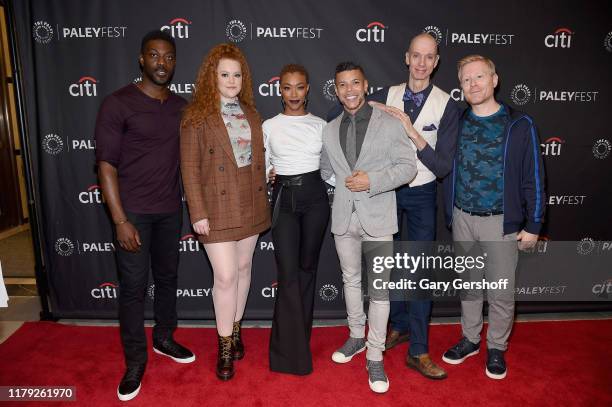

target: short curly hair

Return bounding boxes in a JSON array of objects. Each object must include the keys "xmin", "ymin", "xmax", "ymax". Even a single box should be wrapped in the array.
[
  {"xmin": 182, "ymin": 43, "xmax": 255, "ymax": 127},
  {"xmin": 279, "ymin": 64, "xmax": 309, "ymax": 83}
]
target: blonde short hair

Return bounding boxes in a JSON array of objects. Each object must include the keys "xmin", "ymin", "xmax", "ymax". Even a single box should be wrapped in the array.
[{"xmin": 457, "ymin": 55, "xmax": 496, "ymax": 80}]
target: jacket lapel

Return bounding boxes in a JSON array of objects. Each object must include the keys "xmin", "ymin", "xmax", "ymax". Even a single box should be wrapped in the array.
[
  {"xmin": 206, "ymin": 111, "xmax": 237, "ymax": 167},
  {"xmin": 330, "ymin": 113, "xmax": 352, "ymax": 174},
  {"xmin": 355, "ymin": 107, "xmax": 382, "ymax": 168}
]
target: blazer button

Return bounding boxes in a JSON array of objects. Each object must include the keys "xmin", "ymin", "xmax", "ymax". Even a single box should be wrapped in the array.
[
  {"xmin": 209, "ymin": 148, "xmax": 214, "ymax": 154},
  {"xmin": 219, "ymin": 166, "xmax": 224, "ymax": 172},
  {"xmin": 221, "ymin": 190, "xmax": 226, "ymax": 195},
  {"xmin": 258, "ymin": 186, "xmax": 263, "ymax": 191},
  {"xmin": 257, "ymin": 165, "xmax": 261, "ymax": 170}
]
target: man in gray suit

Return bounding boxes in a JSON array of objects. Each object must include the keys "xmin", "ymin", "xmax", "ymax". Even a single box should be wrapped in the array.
[{"xmin": 320, "ymin": 62, "xmax": 416, "ymax": 393}]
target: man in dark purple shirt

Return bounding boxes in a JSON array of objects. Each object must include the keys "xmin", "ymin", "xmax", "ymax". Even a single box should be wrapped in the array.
[{"xmin": 95, "ymin": 30, "xmax": 194, "ymax": 402}]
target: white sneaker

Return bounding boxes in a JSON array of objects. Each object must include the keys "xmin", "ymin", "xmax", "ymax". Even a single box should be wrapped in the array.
[
  {"xmin": 331, "ymin": 337, "xmax": 366, "ymax": 363},
  {"xmin": 366, "ymin": 359, "xmax": 389, "ymax": 394}
]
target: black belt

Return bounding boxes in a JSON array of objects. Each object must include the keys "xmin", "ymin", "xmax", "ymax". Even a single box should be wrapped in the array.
[
  {"xmin": 272, "ymin": 171, "xmax": 322, "ymax": 228},
  {"xmin": 455, "ymin": 205, "xmax": 503, "ymax": 217}
]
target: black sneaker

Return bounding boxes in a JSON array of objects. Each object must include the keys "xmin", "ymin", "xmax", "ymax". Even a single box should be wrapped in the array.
[
  {"xmin": 442, "ymin": 337, "xmax": 480, "ymax": 365},
  {"xmin": 153, "ymin": 337, "xmax": 196, "ymax": 363},
  {"xmin": 117, "ymin": 364, "xmax": 145, "ymax": 401},
  {"xmin": 485, "ymin": 348, "xmax": 507, "ymax": 379}
]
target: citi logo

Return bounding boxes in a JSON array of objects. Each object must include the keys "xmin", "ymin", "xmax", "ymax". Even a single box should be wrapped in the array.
[
  {"xmin": 258, "ymin": 76, "xmax": 281, "ymax": 97},
  {"xmin": 545, "ymin": 28, "xmax": 573, "ymax": 48},
  {"xmin": 91, "ymin": 282, "xmax": 118, "ymax": 299},
  {"xmin": 161, "ymin": 18, "xmax": 191, "ymax": 39},
  {"xmin": 450, "ymin": 88, "xmax": 464, "ymax": 102},
  {"xmin": 179, "ymin": 234, "xmax": 200, "ymax": 252},
  {"xmin": 69, "ymin": 76, "xmax": 97, "ymax": 97},
  {"xmin": 79, "ymin": 184, "xmax": 104, "ymax": 204},
  {"xmin": 541, "ymin": 137, "xmax": 564, "ymax": 156},
  {"xmin": 261, "ymin": 281, "xmax": 278, "ymax": 298},
  {"xmin": 356, "ymin": 22, "xmax": 386, "ymax": 43}
]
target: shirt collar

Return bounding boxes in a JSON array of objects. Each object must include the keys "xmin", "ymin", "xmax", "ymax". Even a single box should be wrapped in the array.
[{"xmin": 342, "ymin": 101, "xmax": 373, "ymax": 123}]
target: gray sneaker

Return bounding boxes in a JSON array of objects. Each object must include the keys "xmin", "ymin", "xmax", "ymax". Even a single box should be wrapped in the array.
[
  {"xmin": 331, "ymin": 337, "xmax": 366, "ymax": 363},
  {"xmin": 366, "ymin": 359, "xmax": 389, "ymax": 393}
]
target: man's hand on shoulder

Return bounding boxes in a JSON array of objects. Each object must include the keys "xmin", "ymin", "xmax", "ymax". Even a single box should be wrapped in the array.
[{"xmin": 368, "ymin": 101, "xmax": 427, "ymax": 150}]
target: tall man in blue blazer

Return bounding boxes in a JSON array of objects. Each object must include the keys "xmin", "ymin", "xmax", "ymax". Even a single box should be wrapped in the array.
[{"xmin": 320, "ymin": 62, "xmax": 416, "ymax": 393}]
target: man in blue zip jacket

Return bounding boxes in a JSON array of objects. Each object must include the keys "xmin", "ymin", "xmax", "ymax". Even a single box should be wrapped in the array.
[{"xmin": 440, "ymin": 55, "xmax": 545, "ymax": 380}]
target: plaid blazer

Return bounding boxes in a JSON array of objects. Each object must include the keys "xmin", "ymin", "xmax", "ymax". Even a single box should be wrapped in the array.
[{"xmin": 180, "ymin": 105, "xmax": 270, "ymax": 231}]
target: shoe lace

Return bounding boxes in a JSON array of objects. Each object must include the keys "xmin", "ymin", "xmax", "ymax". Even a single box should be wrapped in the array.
[
  {"xmin": 232, "ymin": 322, "xmax": 242, "ymax": 341},
  {"xmin": 367, "ymin": 361, "xmax": 387, "ymax": 381},
  {"xmin": 340, "ymin": 338, "xmax": 363, "ymax": 355},
  {"xmin": 456, "ymin": 338, "xmax": 472, "ymax": 353},
  {"xmin": 220, "ymin": 337, "xmax": 232, "ymax": 359}
]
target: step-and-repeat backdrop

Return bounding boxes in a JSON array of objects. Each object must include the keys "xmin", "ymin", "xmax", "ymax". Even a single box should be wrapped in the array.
[{"xmin": 12, "ymin": 0, "xmax": 612, "ymax": 318}]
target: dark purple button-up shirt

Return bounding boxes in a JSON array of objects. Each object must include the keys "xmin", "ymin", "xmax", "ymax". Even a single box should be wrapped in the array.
[{"xmin": 95, "ymin": 84, "xmax": 186, "ymax": 214}]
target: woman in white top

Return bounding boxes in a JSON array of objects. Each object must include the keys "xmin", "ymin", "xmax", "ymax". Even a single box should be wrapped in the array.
[{"xmin": 264, "ymin": 64, "xmax": 330, "ymax": 375}]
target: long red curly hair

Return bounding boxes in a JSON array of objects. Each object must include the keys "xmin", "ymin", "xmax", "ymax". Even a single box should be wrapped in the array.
[{"xmin": 182, "ymin": 43, "xmax": 256, "ymax": 127}]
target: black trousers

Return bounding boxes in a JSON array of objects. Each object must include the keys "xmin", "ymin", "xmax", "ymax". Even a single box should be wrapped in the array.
[
  {"xmin": 116, "ymin": 210, "xmax": 181, "ymax": 367},
  {"xmin": 269, "ymin": 171, "xmax": 330, "ymax": 375}
]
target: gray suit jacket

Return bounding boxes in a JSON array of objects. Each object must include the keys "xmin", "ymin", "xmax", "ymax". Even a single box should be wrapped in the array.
[{"xmin": 320, "ymin": 107, "xmax": 417, "ymax": 236}]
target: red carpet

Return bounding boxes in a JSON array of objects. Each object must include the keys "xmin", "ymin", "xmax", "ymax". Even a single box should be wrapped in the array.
[{"xmin": 0, "ymin": 320, "xmax": 611, "ymax": 406}]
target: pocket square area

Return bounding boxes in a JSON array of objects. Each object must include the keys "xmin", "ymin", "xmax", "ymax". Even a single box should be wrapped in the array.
[{"xmin": 422, "ymin": 124, "xmax": 437, "ymax": 131}]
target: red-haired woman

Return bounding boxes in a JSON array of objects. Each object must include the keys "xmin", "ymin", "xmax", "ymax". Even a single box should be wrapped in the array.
[
  {"xmin": 264, "ymin": 64, "xmax": 330, "ymax": 375},
  {"xmin": 180, "ymin": 43, "xmax": 270, "ymax": 381}
]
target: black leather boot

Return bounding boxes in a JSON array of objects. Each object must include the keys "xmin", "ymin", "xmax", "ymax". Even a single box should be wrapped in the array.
[
  {"xmin": 216, "ymin": 334, "xmax": 234, "ymax": 380},
  {"xmin": 232, "ymin": 321, "xmax": 244, "ymax": 360}
]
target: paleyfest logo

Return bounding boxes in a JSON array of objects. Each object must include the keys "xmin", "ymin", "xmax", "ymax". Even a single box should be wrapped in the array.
[
  {"xmin": 161, "ymin": 18, "xmax": 191, "ymax": 39},
  {"xmin": 605, "ymin": 31, "xmax": 612, "ymax": 52},
  {"xmin": 226, "ymin": 19, "xmax": 247, "ymax": 43},
  {"xmin": 42, "ymin": 133, "xmax": 64, "ymax": 155},
  {"xmin": 593, "ymin": 139, "xmax": 611, "ymax": 159},
  {"xmin": 322, "ymin": 79, "xmax": 336, "ymax": 102},
  {"xmin": 55, "ymin": 237, "xmax": 75, "ymax": 256},
  {"xmin": 319, "ymin": 284, "xmax": 339, "ymax": 301},
  {"xmin": 33, "ymin": 21, "xmax": 53, "ymax": 44},
  {"xmin": 422, "ymin": 25, "xmax": 443, "ymax": 44},
  {"xmin": 510, "ymin": 84, "xmax": 532, "ymax": 106}
]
